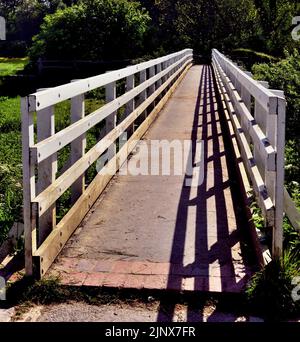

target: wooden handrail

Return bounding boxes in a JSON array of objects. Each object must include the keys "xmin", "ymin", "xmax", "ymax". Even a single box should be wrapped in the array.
[
  {"xmin": 29, "ymin": 49, "xmax": 193, "ymax": 111},
  {"xmin": 212, "ymin": 49, "xmax": 286, "ymax": 257},
  {"xmin": 22, "ymin": 49, "xmax": 193, "ymax": 276}
]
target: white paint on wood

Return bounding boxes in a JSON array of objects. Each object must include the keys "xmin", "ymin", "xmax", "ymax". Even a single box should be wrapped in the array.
[
  {"xmin": 212, "ymin": 59, "xmax": 274, "ymax": 217},
  {"xmin": 125, "ymin": 75, "xmax": 135, "ymax": 117},
  {"xmin": 21, "ymin": 97, "xmax": 36, "ymax": 275},
  {"xmin": 139, "ymin": 70, "xmax": 147, "ymax": 101},
  {"xmin": 212, "ymin": 49, "xmax": 277, "ymax": 112},
  {"xmin": 215, "ymin": 58, "xmax": 276, "ymax": 173},
  {"xmin": 36, "ymin": 100, "xmax": 56, "ymax": 246},
  {"xmin": 71, "ymin": 90, "xmax": 86, "ymax": 203},
  {"xmin": 156, "ymin": 63, "xmax": 162, "ymax": 89},
  {"xmin": 105, "ymin": 81, "xmax": 117, "ymax": 160},
  {"xmin": 149, "ymin": 66, "xmax": 156, "ymax": 95},
  {"xmin": 272, "ymin": 97, "xmax": 286, "ymax": 257},
  {"xmin": 28, "ymin": 50, "xmax": 193, "ymax": 111},
  {"xmin": 213, "ymin": 49, "xmax": 287, "ymax": 258}
]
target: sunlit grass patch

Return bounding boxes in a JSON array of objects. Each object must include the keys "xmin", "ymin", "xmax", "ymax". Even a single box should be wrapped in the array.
[{"xmin": 0, "ymin": 57, "xmax": 29, "ymax": 77}]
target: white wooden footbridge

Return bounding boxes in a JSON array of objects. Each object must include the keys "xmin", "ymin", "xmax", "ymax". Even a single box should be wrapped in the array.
[{"xmin": 20, "ymin": 49, "xmax": 300, "ymax": 292}]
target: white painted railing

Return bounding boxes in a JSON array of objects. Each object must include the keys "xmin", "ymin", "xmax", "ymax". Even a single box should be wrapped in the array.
[
  {"xmin": 22, "ymin": 49, "xmax": 193, "ymax": 277},
  {"xmin": 212, "ymin": 49, "xmax": 287, "ymax": 257}
]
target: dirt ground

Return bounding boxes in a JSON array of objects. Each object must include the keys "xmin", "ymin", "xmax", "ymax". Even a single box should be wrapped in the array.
[{"xmin": 10, "ymin": 301, "xmax": 263, "ymax": 322}]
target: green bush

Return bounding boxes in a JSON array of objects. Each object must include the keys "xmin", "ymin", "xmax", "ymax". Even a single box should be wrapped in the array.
[
  {"xmin": 246, "ymin": 249, "xmax": 300, "ymax": 320},
  {"xmin": 29, "ymin": 0, "xmax": 150, "ymax": 61},
  {"xmin": 285, "ymin": 140, "xmax": 300, "ymax": 188},
  {"xmin": 283, "ymin": 217, "xmax": 300, "ymax": 252},
  {"xmin": 252, "ymin": 50, "xmax": 300, "ymax": 141}
]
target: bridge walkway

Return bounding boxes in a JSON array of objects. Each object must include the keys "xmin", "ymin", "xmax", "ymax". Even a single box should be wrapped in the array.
[{"xmin": 48, "ymin": 65, "xmax": 258, "ymax": 292}]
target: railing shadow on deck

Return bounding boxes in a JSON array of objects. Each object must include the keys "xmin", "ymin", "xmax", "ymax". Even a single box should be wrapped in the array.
[{"xmin": 157, "ymin": 65, "xmax": 257, "ymax": 322}]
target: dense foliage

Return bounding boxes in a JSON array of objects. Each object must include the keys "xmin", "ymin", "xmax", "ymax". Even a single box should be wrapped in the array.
[
  {"xmin": 28, "ymin": 0, "xmax": 150, "ymax": 61},
  {"xmin": 246, "ymin": 249, "xmax": 300, "ymax": 320},
  {"xmin": 1, "ymin": 0, "xmax": 299, "ymax": 59},
  {"xmin": 253, "ymin": 50, "xmax": 300, "ymax": 141}
]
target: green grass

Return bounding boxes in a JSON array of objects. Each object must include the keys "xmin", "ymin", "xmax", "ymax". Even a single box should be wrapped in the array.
[
  {"xmin": 0, "ymin": 92, "xmax": 105, "ymax": 242},
  {"xmin": 0, "ymin": 96, "xmax": 23, "ymax": 243},
  {"xmin": 0, "ymin": 59, "xmax": 110, "ymax": 244},
  {"xmin": 0, "ymin": 96, "xmax": 21, "ymax": 133},
  {"xmin": 233, "ymin": 48, "xmax": 278, "ymax": 61},
  {"xmin": 0, "ymin": 57, "xmax": 29, "ymax": 77}
]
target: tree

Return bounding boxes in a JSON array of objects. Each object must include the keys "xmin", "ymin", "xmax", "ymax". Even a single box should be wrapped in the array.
[
  {"xmin": 252, "ymin": 49, "xmax": 300, "ymax": 140},
  {"xmin": 0, "ymin": 1, "xmax": 82, "ymax": 55},
  {"xmin": 29, "ymin": 0, "xmax": 150, "ymax": 61},
  {"xmin": 138, "ymin": 0, "xmax": 299, "ymax": 57},
  {"xmin": 253, "ymin": 0, "xmax": 300, "ymax": 54},
  {"xmin": 150, "ymin": 0, "xmax": 260, "ymax": 56}
]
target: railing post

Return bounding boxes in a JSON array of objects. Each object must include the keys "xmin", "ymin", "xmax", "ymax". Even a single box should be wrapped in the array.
[
  {"xmin": 149, "ymin": 66, "xmax": 155, "ymax": 95},
  {"xmin": 21, "ymin": 97, "xmax": 36, "ymax": 276},
  {"xmin": 167, "ymin": 59, "xmax": 172, "ymax": 80},
  {"xmin": 167, "ymin": 58, "xmax": 172, "ymax": 78},
  {"xmin": 36, "ymin": 90, "xmax": 56, "ymax": 247},
  {"xmin": 162, "ymin": 61, "xmax": 167, "ymax": 84},
  {"xmin": 71, "ymin": 84, "xmax": 86, "ymax": 204},
  {"xmin": 261, "ymin": 95, "xmax": 280, "ymax": 254},
  {"xmin": 240, "ymin": 71, "xmax": 252, "ymax": 111},
  {"xmin": 212, "ymin": 49, "xmax": 287, "ymax": 258},
  {"xmin": 255, "ymin": 81, "xmax": 270, "ymax": 134},
  {"xmin": 105, "ymin": 82, "xmax": 117, "ymax": 158},
  {"xmin": 140, "ymin": 69, "xmax": 147, "ymax": 101},
  {"xmin": 126, "ymin": 75, "xmax": 135, "ymax": 116},
  {"xmin": 139, "ymin": 69, "xmax": 147, "ymax": 118},
  {"xmin": 271, "ymin": 92, "xmax": 286, "ymax": 258},
  {"xmin": 126, "ymin": 75, "xmax": 135, "ymax": 135},
  {"xmin": 156, "ymin": 63, "xmax": 163, "ymax": 102}
]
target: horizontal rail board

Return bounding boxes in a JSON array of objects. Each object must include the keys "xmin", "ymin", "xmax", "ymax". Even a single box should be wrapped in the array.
[
  {"xmin": 31, "ymin": 55, "xmax": 193, "ymax": 164},
  {"xmin": 29, "ymin": 49, "xmax": 193, "ymax": 111}
]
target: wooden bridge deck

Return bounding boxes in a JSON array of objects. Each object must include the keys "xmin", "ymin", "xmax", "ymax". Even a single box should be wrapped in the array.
[{"xmin": 48, "ymin": 65, "xmax": 258, "ymax": 292}]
